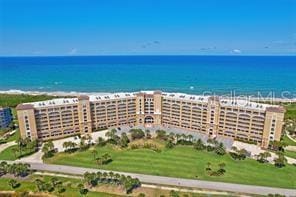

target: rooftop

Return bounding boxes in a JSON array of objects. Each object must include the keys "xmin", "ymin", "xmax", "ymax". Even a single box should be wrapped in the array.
[{"xmin": 19, "ymin": 90, "xmax": 281, "ymax": 112}]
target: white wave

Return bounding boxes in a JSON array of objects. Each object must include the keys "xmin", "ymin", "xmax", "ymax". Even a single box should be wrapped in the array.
[{"xmin": 0, "ymin": 89, "xmax": 110, "ymax": 97}]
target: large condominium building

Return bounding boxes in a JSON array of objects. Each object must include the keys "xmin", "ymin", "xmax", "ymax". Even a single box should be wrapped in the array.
[
  {"xmin": 16, "ymin": 91, "xmax": 285, "ymax": 148},
  {"xmin": 0, "ymin": 107, "xmax": 13, "ymax": 129}
]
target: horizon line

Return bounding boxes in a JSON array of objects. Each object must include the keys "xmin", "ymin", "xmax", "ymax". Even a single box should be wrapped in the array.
[{"xmin": 1, "ymin": 54, "xmax": 296, "ymax": 58}]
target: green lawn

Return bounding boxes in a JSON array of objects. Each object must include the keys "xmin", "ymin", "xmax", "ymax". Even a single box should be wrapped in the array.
[
  {"xmin": 0, "ymin": 144, "xmax": 35, "ymax": 160},
  {"xmin": 0, "ymin": 175, "xmax": 121, "ymax": 197},
  {"xmin": 6, "ymin": 129, "xmax": 20, "ymax": 142},
  {"xmin": 45, "ymin": 144, "xmax": 296, "ymax": 189},
  {"xmin": 282, "ymin": 135, "xmax": 296, "ymax": 146},
  {"xmin": 284, "ymin": 103, "xmax": 296, "ymax": 120},
  {"xmin": 284, "ymin": 150, "xmax": 296, "ymax": 159}
]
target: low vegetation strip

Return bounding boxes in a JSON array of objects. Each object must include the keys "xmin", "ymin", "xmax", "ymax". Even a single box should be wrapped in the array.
[{"xmin": 0, "ymin": 94, "xmax": 57, "ymax": 108}]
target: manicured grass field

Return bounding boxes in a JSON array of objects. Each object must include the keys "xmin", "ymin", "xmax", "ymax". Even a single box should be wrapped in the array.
[
  {"xmin": 6, "ymin": 129, "xmax": 20, "ymax": 142},
  {"xmin": 284, "ymin": 150, "xmax": 296, "ymax": 159},
  {"xmin": 45, "ymin": 144, "xmax": 296, "ymax": 189},
  {"xmin": 282, "ymin": 135, "xmax": 296, "ymax": 146},
  {"xmin": 0, "ymin": 144, "xmax": 35, "ymax": 160}
]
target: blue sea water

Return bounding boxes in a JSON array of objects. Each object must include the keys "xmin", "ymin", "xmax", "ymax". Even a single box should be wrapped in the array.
[{"xmin": 0, "ymin": 56, "xmax": 295, "ymax": 97}]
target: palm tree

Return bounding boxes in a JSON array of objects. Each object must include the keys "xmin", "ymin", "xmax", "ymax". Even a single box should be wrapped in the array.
[
  {"xmin": 231, "ymin": 146, "xmax": 238, "ymax": 153},
  {"xmin": 63, "ymin": 141, "xmax": 69, "ymax": 151},
  {"xmin": 35, "ymin": 179, "xmax": 45, "ymax": 191},
  {"xmin": 206, "ymin": 162, "xmax": 211, "ymax": 171},
  {"xmin": 145, "ymin": 130, "xmax": 151, "ymax": 139},
  {"xmin": 181, "ymin": 134, "xmax": 186, "ymax": 140},
  {"xmin": 96, "ymin": 171, "xmax": 102, "ymax": 182},
  {"xmin": 51, "ymin": 177, "xmax": 60, "ymax": 187},
  {"xmin": 12, "ymin": 147, "xmax": 19, "ymax": 159},
  {"xmin": 105, "ymin": 128, "xmax": 117, "ymax": 140},
  {"xmin": 168, "ymin": 132, "xmax": 175, "ymax": 141},
  {"xmin": 114, "ymin": 173, "xmax": 121, "ymax": 184},
  {"xmin": 257, "ymin": 151, "xmax": 271, "ymax": 163},
  {"xmin": 8, "ymin": 179, "xmax": 18, "ymax": 188},
  {"xmin": 0, "ymin": 161, "xmax": 8, "ymax": 175},
  {"xmin": 188, "ymin": 134, "xmax": 193, "ymax": 142},
  {"xmin": 218, "ymin": 162, "xmax": 226, "ymax": 170},
  {"xmin": 274, "ymin": 152, "xmax": 287, "ymax": 168},
  {"xmin": 95, "ymin": 157, "xmax": 102, "ymax": 165},
  {"xmin": 91, "ymin": 149, "xmax": 98, "ymax": 160},
  {"xmin": 77, "ymin": 183, "xmax": 88, "ymax": 196},
  {"xmin": 215, "ymin": 143, "xmax": 226, "ymax": 155},
  {"xmin": 109, "ymin": 171, "xmax": 114, "ymax": 183},
  {"xmin": 176, "ymin": 134, "xmax": 181, "ymax": 142},
  {"xmin": 194, "ymin": 139, "xmax": 205, "ymax": 150}
]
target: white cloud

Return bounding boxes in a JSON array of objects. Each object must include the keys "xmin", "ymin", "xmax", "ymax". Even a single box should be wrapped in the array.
[
  {"xmin": 231, "ymin": 49, "xmax": 242, "ymax": 54},
  {"xmin": 68, "ymin": 48, "xmax": 77, "ymax": 55}
]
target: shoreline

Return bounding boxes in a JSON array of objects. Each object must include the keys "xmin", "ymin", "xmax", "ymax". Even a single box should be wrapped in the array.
[{"xmin": 1, "ymin": 89, "xmax": 296, "ymax": 103}]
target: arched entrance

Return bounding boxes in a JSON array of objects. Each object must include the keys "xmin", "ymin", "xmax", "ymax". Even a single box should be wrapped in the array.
[{"xmin": 144, "ymin": 116, "xmax": 154, "ymax": 127}]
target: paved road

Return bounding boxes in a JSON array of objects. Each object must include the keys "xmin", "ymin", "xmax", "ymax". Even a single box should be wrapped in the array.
[{"xmin": 5, "ymin": 161, "xmax": 295, "ymax": 196}]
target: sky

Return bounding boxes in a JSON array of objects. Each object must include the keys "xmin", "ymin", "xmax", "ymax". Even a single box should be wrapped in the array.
[{"xmin": 0, "ymin": 0, "xmax": 295, "ymax": 56}]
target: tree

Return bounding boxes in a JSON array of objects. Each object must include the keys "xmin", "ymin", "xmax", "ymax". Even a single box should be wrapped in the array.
[
  {"xmin": 91, "ymin": 149, "xmax": 98, "ymax": 160},
  {"xmin": 194, "ymin": 139, "xmax": 205, "ymax": 150},
  {"xmin": 218, "ymin": 162, "xmax": 226, "ymax": 174},
  {"xmin": 145, "ymin": 130, "xmax": 152, "ymax": 139},
  {"xmin": 77, "ymin": 183, "xmax": 88, "ymax": 196},
  {"xmin": 176, "ymin": 134, "xmax": 181, "ymax": 142},
  {"xmin": 168, "ymin": 132, "xmax": 175, "ymax": 141},
  {"xmin": 231, "ymin": 146, "xmax": 238, "ymax": 152},
  {"xmin": 12, "ymin": 147, "xmax": 19, "ymax": 159},
  {"xmin": 42, "ymin": 141, "xmax": 55, "ymax": 158},
  {"xmin": 9, "ymin": 163, "xmax": 30, "ymax": 177},
  {"xmin": 215, "ymin": 143, "xmax": 226, "ymax": 155},
  {"xmin": 63, "ymin": 141, "xmax": 77, "ymax": 152},
  {"xmin": 96, "ymin": 137, "xmax": 106, "ymax": 147},
  {"xmin": 165, "ymin": 140, "xmax": 174, "ymax": 149},
  {"xmin": 269, "ymin": 140, "xmax": 286, "ymax": 151},
  {"xmin": 96, "ymin": 153, "xmax": 112, "ymax": 165},
  {"xmin": 0, "ymin": 161, "xmax": 8, "ymax": 175},
  {"xmin": 119, "ymin": 132, "xmax": 130, "ymax": 148},
  {"xmin": 155, "ymin": 130, "xmax": 167, "ymax": 140},
  {"xmin": 274, "ymin": 152, "xmax": 287, "ymax": 168},
  {"xmin": 170, "ymin": 190, "xmax": 180, "ymax": 197},
  {"xmin": 181, "ymin": 134, "xmax": 186, "ymax": 141},
  {"xmin": 8, "ymin": 179, "xmax": 19, "ymax": 189},
  {"xmin": 256, "ymin": 152, "xmax": 271, "ymax": 163},
  {"xmin": 51, "ymin": 177, "xmax": 60, "ymax": 187},
  {"xmin": 56, "ymin": 183, "xmax": 65, "ymax": 193},
  {"xmin": 188, "ymin": 134, "xmax": 193, "ymax": 142},
  {"xmin": 206, "ymin": 162, "xmax": 211, "ymax": 171},
  {"xmin": 35, "ymin": 179, "xmax": 45, "ymax": 191},
  {"xmin": 129, "ymin": 129, "xmax": 145, "ymax": 140},
  {"xmin": 105, "ymin": 128, "xmax": 117, "ymax": 140}
]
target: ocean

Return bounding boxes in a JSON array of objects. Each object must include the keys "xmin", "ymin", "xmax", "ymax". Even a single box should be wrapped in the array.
[{"xmin": 0, "ymin": 56, "xmax": 295, "ymax": 98}]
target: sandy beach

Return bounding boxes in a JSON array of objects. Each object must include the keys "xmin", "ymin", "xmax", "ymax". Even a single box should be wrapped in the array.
[{"xmin": 1, "ymin": 89, "xmax": 296, "ymax": 103}]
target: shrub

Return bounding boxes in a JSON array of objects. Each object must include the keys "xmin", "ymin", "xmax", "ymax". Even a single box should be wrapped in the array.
[
  {"xmin": 193, "ymin": 139, "xmax": 205, "ymax": 150},
  {"xmin": 166, "ymin": 140, "xmax": 175, "ymax": 149},
  {"xmin": 155, "ymin": 130, "xmax": 167, "ymax": 140},
  {"xmin": 129, "ymin": 129, "xmax": 145, "ymax": 140}
]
